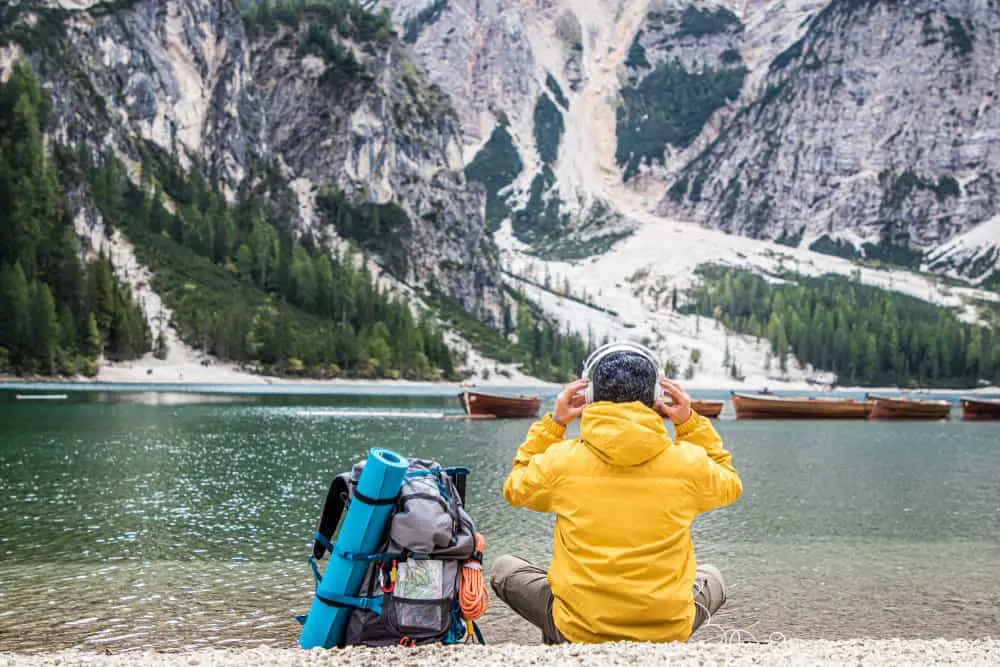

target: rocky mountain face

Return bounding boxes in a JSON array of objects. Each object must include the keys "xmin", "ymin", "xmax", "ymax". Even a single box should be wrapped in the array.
[
  {"xmin": 662, "ymin": 0, "xmax": 1000, "ymax": 276},
  {"xmin": 2, "ymin": 0, "xmax": 504, "ymax": 322},
  {"xmin": 384, "ymin": 0, "xmax": 651, "ymax": 258},
  {"xmin": 386, "ymin": 0, "xmax": 1000, "ymax": 284}
]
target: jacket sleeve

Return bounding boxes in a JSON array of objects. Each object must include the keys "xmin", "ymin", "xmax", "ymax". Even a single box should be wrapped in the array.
[
  {"xmin": 676, "ymin": 412, "xmax": 743, "ymax": 512},
  {"xmin": 502, "ymin": 413, "xmax": 567, "ymax": 513}
]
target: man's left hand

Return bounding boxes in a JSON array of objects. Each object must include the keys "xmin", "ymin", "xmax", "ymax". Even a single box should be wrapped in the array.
[{"xmin": 553, "ymin": 378, "xmax": 589, "ymax": 426}]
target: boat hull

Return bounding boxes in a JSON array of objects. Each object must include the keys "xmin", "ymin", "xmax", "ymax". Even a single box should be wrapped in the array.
[
  {"xmin": 691, "ymin": 400, "xmax": 724, "ymax": 418},
  {"xmin": 732, "ymin": 393, "xmax": 872, "ymax": 419},
  {"xmin": 459, "ymin": 391, "xmax": 542, "ymax": 419},
  {"xmin": 868, "ymin": 396, "xmax": 951, "ymax": 420},
  {"xmin": 960, "ymin": 398, "xmax": 1000, "ymax": 421}
]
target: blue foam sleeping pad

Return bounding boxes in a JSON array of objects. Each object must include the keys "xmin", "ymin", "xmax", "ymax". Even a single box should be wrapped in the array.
[{"xmin": 299, "ymin": 448, "xmax": 408, "ymax": 649}]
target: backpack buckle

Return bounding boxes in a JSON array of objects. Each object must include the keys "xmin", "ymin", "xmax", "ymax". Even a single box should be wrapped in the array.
[{"xmin": 379, "ymin": 560, "xmax": 397, "ymax": 594}]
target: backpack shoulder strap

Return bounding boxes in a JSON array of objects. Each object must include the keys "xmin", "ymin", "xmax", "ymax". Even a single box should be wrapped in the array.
[{"xmin": 313, "ymin": 473, "xmax": 350, "ymax": 560}]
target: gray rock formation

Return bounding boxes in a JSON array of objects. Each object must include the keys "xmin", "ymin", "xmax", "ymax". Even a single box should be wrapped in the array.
[
  {"xmin": 6, "ymin": 0, "xmax": 504, "ymax": 322},
  {"xmin": 659, "ymin": 0, "xmax": 1000, "ymax": 268}
]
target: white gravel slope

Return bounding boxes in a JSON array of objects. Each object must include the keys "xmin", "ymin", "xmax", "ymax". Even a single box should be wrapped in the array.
[{"xmin": 4, "ymin": 640, "xmax": 1000, "ymax": 666}]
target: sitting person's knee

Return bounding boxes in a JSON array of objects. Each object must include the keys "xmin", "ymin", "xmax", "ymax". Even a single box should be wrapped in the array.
[
  {"xmin": 490, "ymin": 554, "xmax": 521, "ymax": 592},
  {"xmin": 696, "ymin": 563, "xmax": 727, "ymax": 611}
]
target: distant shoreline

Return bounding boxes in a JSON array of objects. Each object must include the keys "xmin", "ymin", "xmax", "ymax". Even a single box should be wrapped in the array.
[
  {"xmin": 0, "ymin": 375, "xmax": 997, "ymax": 397},
  {"xmin": 4, "ymin": 355, "xmax": 997, "ymax": 396}
]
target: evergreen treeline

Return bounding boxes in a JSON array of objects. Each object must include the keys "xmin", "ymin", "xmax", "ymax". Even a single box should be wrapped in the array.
[
  {"xmin": 0, "ymin": 62, "xmax": 149, "ymax": 376},
  {"xmin": 686, "ymin": 267, "xmax": 1000, "ymax": 388},
  {"xmin": 513, "ymin": 299, "xmax": 590, "ymax": 381},
  {"xmin": 242, "ymin": 0, "xmax": 394, "ymax": 45},
  {"xmin": 74, "ymin": 135, "xmax": 454, "ymax": 381},
  {"xmin": 433, "ymin": 291, "xmax": 591, "ymax": 383},
  {"xmin": 242, "ymin": 1, "xmax": 392, "ymax": 85}
]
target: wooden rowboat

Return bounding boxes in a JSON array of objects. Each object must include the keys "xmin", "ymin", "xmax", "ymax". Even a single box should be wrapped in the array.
[
  {"xmin": 867, "ymin": 394, "xmax": 951, "ymax": 420},
  {"xmin": 458, "ymin": 390, "xmax": 542, "ymax": 419},
  {"xmin": 959, "ymin": 397, "xmax": 1000, "ymax": 421},
  {"xmin": 731, "ymin": 392, "xmax": 872, "ymax": 419},
  {"xmin": 691, "ymin": 400, "xmax": 724, "ymax": 418}
]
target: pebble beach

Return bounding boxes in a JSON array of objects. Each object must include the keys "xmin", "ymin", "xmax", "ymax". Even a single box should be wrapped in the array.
[{"xmin": 4, "ymin": 640, "xmax": 1000, "ymax": 666}]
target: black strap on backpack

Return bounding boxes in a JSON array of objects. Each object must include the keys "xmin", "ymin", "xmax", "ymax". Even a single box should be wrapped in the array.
[{"xmin": 312, "ymin": 474, "xmax": 350, "ymax": 561}]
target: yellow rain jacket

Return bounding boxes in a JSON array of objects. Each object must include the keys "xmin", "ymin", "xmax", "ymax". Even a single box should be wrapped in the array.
[{"xmin": 502, "ymin": 401, "xmax": 742, "ymax": 644}]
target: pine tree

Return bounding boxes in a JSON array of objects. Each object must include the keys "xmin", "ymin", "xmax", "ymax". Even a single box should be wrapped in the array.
[
  {"xmin": 53, "ymin": 224, "xmax": 84, "ymax": 322},
  {"xmin": 89, "ymin": 252, "xmax": 115, "ymax": 337},
  {"xmin": 154, "ymin": 329, "xmax": 169, "ymax": 360},
  {"xmin": 776, "ymin": 327, "xmax": 789, "ymax": 373},
  {"xmin": 84, "ymin": 313, "xmax": 102, "ymax": 358},
  {"xmin": 58, "ymin": 303, "xmax": 76, "ymax": 352},
  {"xmin": 30, "ymin": 281, "xmax": 59, "ymax": 374},
  {"xmin": 0, "ymin": 262, "xmax": 30, "ymax": 366},
  {"xmin": 368, "ymin": 322, "xmax": 393, "ymax": 374}
]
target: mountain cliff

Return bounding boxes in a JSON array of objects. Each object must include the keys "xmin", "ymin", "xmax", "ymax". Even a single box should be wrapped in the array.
[
  {"xmin": 387, "ymin": 0, "xmax": 1000, "ymax": 285},
  {"xmin": 662, "ymin": 0, "xmax": 1000, "ymax": 276}
]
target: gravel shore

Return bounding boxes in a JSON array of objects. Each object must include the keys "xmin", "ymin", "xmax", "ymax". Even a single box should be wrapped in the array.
[{"xmin": 3, "ymin": 640, "xmax": 999, "ymax": 666}]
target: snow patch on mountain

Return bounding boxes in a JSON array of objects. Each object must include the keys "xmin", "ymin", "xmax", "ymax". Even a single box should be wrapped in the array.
[{"xmin": 924, "ymin": 216, "xmax": 1000, "ymax": 286}]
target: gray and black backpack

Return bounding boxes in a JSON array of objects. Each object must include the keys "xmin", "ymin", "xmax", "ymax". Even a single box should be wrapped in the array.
[{"xmin": 304, "ymin": 457, "xmax": 485, "ymax": 647}]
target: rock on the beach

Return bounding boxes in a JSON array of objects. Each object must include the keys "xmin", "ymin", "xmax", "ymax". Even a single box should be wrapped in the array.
[{"xmin": 4, "ymin": 640, "xmax": 1000, "ymax": 666}]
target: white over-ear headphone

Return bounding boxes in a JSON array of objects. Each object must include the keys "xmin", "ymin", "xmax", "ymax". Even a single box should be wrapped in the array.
[{"xmin": 580, "ymin": 341, "xmax": 666, "ymax": 404}]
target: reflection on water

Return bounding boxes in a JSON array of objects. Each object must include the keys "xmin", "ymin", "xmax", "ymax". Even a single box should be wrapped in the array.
[{"xmin": 1, "ymin": 392, "xmax": 999, "ymax": 651}]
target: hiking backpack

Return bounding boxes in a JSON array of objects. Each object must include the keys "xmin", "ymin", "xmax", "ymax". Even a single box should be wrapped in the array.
[{"xmin": 303, "ymin": 457, "xmax": 485, "ymax": 647}]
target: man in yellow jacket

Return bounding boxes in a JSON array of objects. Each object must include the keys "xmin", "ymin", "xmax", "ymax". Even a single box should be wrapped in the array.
[{"xmin": 491, "ymin": 348, "xmax": 743, "ymax": 644}]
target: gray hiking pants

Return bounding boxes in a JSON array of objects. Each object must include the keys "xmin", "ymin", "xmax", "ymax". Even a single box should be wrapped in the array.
[{"xmin": 490, "ymin": 554, "xmax": 727, "ymax": 643}]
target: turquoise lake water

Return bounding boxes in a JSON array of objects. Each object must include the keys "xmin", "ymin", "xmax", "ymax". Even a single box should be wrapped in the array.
[{"xmin": 1, "ymin": 388, "xmax": 998, "ymax": 651}]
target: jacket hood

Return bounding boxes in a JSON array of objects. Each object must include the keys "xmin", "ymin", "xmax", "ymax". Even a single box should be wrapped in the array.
[{"xmin": 579, "ymin": 401, "xmax": 669, "ymax": 467}]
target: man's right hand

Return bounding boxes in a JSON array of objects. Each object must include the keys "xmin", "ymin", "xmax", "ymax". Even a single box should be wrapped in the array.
[
  {"xmin": 552, "ymin": 378, "xmax": 589, "ymax": 426},
  {"xmin": 655, "ymin": 378, "xmax": 693, "ymax": 425}
]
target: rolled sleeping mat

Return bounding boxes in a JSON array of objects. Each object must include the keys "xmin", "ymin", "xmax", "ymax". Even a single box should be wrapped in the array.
[{"xmin": 299, "ymin": 448, "xmax": 408, "ymax": 649}]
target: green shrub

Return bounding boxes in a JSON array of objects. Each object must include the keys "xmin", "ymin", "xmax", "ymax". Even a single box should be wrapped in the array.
[
  {"xmin": 720, "ymin": 47, "xmax": 743, "ymax": 65},
  {"xmin": 675, "ymin": 6, "xmax": 742, "ymax": 39},
  {"xmin": 625, "ymin": 33, "xmax": 650, "ymax": 69},
  {"xmin": 944, "ymin": 16, "xmax": 974, "ymax": 56},
  {"xmin": 936, "ymin": 175, "xmax": 961, "ymax": 200},
  {"xmin": 403, "ymin": 0, "xmax": 448, "ymax": 44},
  {"xmin": 808, "ymin": 235, "xmax": 862, "ymax": 260},
  {"xmin": 546, "ymin": 73, "xmax": 570, "ymax": 109},
  {"xmin": 534, "ymin": 94, "xmax": 564, "ymax": 165}
]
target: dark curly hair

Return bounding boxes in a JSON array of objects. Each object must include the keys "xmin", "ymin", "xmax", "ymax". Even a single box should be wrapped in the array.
[{"xmin": 592, "ymin": 350, "xmax": 658, "ymax": 407}]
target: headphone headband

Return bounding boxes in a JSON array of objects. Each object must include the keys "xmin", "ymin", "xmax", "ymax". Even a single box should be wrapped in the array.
[{"xmin": 581, "ymin": 342, "xmax": 659, "ymax": 378}]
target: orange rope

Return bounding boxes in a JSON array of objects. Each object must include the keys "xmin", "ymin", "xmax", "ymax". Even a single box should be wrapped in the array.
[{"xmin": 459, "ymin": 532, "xmax": 489, "ymax": 621}]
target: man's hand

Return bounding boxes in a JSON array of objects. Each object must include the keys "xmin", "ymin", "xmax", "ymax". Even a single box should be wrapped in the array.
[
  {"xmin": 553, "ymin": 378, "xmax": 589, "ymax": 426},
  {"xmin": 655, "ymin": 378, "xmax": 693, "ymax": 425}
]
